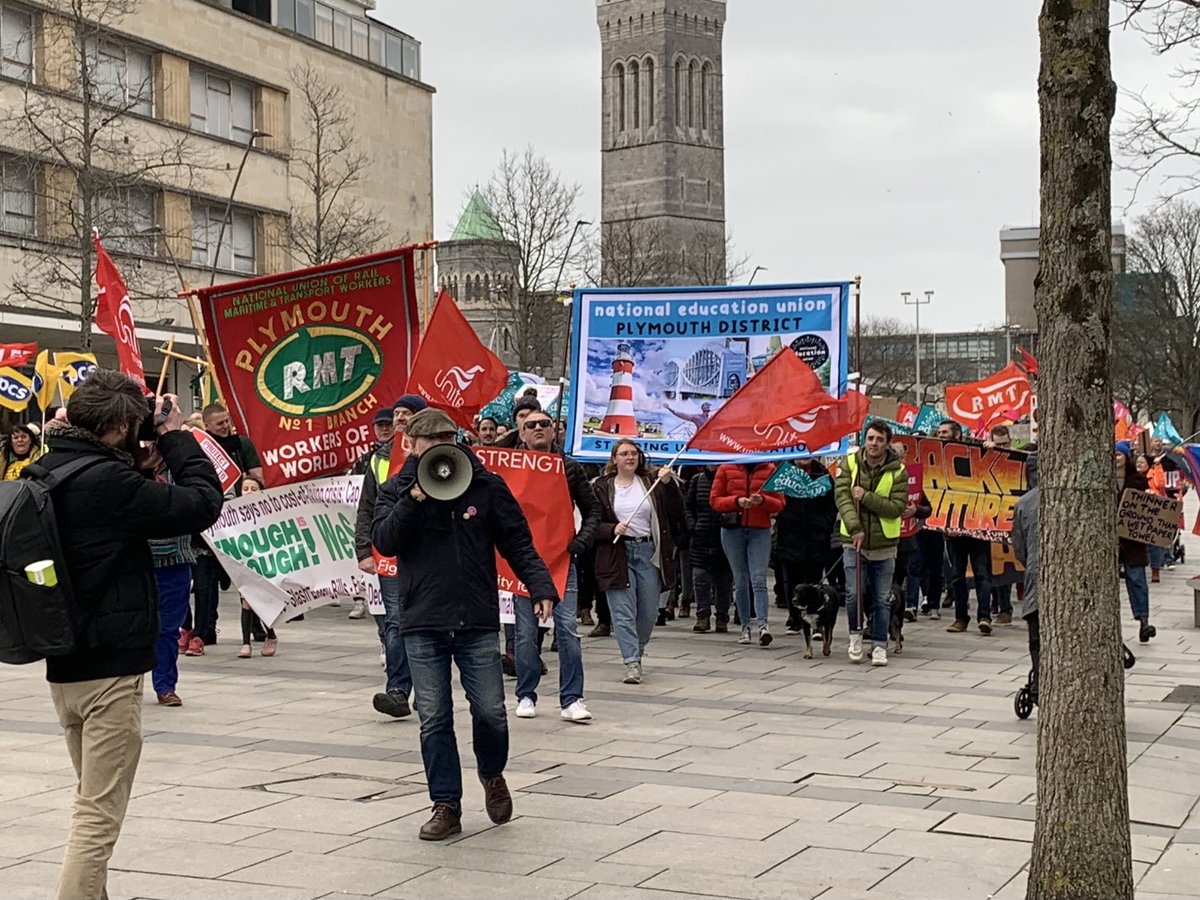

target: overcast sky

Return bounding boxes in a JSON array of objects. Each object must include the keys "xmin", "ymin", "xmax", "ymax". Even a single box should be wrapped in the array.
[{"xmin": 379, "ymin": 1, "xmax": 1176, "ymax": 332}]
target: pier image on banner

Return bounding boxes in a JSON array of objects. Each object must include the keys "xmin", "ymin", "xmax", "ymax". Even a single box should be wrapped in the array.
[
  {"xmin": 565, "ymin": 283, "xmax": 850, "ymax": 463},
  {"xmin": 196, "ymin": 249, "xmax": 420, "ymax": 485}
]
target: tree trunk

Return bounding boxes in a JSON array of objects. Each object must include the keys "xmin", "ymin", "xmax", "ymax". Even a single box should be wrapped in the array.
[{"xmin": 1029, "ymin": 3, "xmax": 1132, "ymax": 899}]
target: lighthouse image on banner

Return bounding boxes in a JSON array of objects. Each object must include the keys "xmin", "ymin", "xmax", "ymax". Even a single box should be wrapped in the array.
[{"xmin": 599, "ymin": 341, "xmax": 638, "ymax": 435}]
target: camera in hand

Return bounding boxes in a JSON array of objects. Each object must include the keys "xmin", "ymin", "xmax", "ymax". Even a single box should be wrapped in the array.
[{"xmin": 137, "ymin": 396, "xmax": 172, "ymax": 442}]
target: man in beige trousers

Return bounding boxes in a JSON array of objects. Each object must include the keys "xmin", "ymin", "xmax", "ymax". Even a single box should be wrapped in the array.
[{"xmin": 37, "ymin": 372, "xmax": 223, "ymax": 899}]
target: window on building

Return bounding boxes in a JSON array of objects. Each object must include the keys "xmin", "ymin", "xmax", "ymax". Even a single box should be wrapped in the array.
[
  {"xmin": 673, "ymin": 58, "xmax": 684, "ymax": 126},
  {"xmin": 0, "ymin": 2, "xmax": 33, "ymax": 82},
  {"xmin": 629, "ymin": 60, "xmax": 640, "ymax": 129},
  {"xmin": 276, "ymin": 0, "xmax": 295, "ymax": 30},
  {"xmin": 352, "ymin": 19, "xmax": 369, "ymax": 58},
  {"xmin": 190, "ymin": 69, "xmax": 254, "ymax": 143},
  {"xmin": 294, "ymin": 0, "xmax": 314, "ymax": 37},
  {"xmin": 0, "ymin": 154, "xmax": 34, "ymax": 235},
  {"xmin": 315, "ymin": 3, "xmax": 333, "ymax": 44},
  {"xmin": 687, "ymin": 61, "xmax": 697, "ymax": 128},
  {"xmin": 332, "ymin": 9, "xmax": 350, "ymax": 52},
  {"xmin": 645, "ymin": 58, "xmax": 654, "ymax": 124},
  {"xmin": 401, "ymin": 35, "xmax": 419, "ymax": 80},
  {"xmin": 192, "ymin": 204, "xmax": 256, "ymax": 274},
  {"xmin": 96, "ymin": 187, "xmax": 155, "ymax": 254},
  {"xmin": 701, "ymin": 61, "xmax": 712, "ymax": 131},
  {"xmin": 615, "ymin": 63, "xmax": 625, "ymax": 132},
  {"xmin": 88, "ymin": 39, "xmax": 153, "ymax": 116}
]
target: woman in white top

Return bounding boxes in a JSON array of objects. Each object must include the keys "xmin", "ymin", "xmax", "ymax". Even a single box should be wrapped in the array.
[{"xmin": 592, "ymin": 440, "xmax": 685, "ymax": 684}]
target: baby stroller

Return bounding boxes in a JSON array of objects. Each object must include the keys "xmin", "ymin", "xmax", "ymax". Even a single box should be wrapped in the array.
[{"xmin": 1015, "ymin": 643, "xmax": 1136, "ymax": 719}]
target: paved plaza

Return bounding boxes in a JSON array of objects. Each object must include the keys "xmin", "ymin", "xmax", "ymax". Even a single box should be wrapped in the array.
[{"xmin": 2, "ymin": 545, "xmax": 1199, "ymax": 900}]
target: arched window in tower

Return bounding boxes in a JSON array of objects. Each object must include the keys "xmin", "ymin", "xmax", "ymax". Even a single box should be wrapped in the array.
[
  {"xmin": 615, "ymin": 63, "xmax": 626, "ymax": 132},
  {"xmin": 687, "ymin": 60, "xmax": 697, "ymax": 128},
  {"xmin": 674, "ymin": 58, "xmax": 684, "ymax": 126},
  {"xmin": 645, "ymin": 58, "xmax": 655, "ymax": 125},
  {"xmin": 630, "ymin": 60, "xmax": 640, "ymax": 129},
  {"xmin": 701, "ymin": 62, "xmax": 712, "ymax": 131}
]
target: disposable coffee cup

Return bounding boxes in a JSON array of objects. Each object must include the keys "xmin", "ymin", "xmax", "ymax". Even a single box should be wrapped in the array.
[{"xmin": 25, "ymin": 560, "xmax": 58, "ymax": 588}]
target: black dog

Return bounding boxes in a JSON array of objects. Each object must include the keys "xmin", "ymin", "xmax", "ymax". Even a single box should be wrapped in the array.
[{"xmin": 786, "ymin": 583, "xmax": 841, "ymax": 659}]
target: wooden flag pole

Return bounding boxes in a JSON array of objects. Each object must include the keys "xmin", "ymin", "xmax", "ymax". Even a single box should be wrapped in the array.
[
  {"xmin": 155, "ymin": 336, "xmax": 175, "ymax": 399},
  {"xmin": 611, "ymin": 444, "xmax": 688, "ymax": 543}
]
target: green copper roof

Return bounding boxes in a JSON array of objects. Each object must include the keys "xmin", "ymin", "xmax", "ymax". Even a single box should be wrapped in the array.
[{"xmin": 450, "ymin": 191, "xmax": 504, "ymax": 241}]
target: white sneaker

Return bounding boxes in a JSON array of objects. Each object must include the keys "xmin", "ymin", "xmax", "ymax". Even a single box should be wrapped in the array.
[
  {"xmin": 738, "ymin": 626, "xmax": 752, "ymax": 645},
  {"xmin": 561, "ymin": 700, "xmax": 592, "ymax": 722},
  {"xmin": 872, "ymin": 646, "xmax": 888, "ymax": 667},
  {"xmin": 330, "ymin": 598, "xmax": 342, "ymax": 608},
  {"xmin": 515, "ymin": 697, "xmax": 537, "ymax": 718},
  {"xmin": 758, "ymin": 625, "xmax": 773, "ymax": 647},
  {"xmin": 848, "ymin": 632, "xmax": 864, "ymax": 663},
  {"xmin": 623, "ymin": 663, "xmax": 642, "ymax": 684},
  {"xmin": 378, "ymin": 648, "xmax": 386, "ymax": 667},
  {"xmin": 348, "ymin": 600, "xmax": 366, "ymax": 619},
  {"xmin": 929, "ymin": 608, "xmax": 941, "ymax": 620}
]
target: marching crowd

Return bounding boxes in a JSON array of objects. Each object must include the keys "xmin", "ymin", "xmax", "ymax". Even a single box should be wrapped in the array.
[{"xmin": 0, "ymin": 371, "xmax": 1188, "ymax": 896}]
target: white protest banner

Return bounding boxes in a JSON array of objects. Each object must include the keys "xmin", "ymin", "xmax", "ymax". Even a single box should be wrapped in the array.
[
  {"xmin": 203, "ymin": 475, "xmax": 380, "ymax": 626},
  {"xmin": 191, "ymin": 428, "xmax": 241, "ymax": 494}
]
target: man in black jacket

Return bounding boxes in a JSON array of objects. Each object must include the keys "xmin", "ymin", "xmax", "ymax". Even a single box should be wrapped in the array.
[
  {"xmin": 372, "ymin": 408, "xmax": 558, "ymax": 841},
  {"xmin": 41, "ymin": 372, "xmax": 223, "ymax": 900},
  {"xmin": 509, "ymin": 409, "xmax": 599, "ymax": 722}
]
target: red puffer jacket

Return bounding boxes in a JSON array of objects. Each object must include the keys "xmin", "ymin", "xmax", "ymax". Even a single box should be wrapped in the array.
[{"xmin": 709, "ymin": 463, "xmax": 785, "ymax": 529}]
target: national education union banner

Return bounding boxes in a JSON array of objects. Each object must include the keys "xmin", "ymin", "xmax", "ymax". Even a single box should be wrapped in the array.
[
  {"xmin": 196, "ymin": 249, "xmax": 421, "ymax": 486},
  {"xmin": 203, "ymin": 475, "xmax": 379, "ymax": 626},
  {"xmin": 564, "ymin": 283, "xmax": 851, "ymax": 464}
]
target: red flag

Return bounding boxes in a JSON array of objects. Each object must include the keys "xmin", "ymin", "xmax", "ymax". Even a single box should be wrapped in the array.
[
  {"xmin": 92, "ymin": 232, "xmax": 147, "ymax": 389},
  {"xmin": 476, "ymin": 447, "xmax": 572, "ymax": 598},
  {"xmin": 0, "ymin": 342, "xmax": 38, "ymax": 367},
  {"xmin": 404, "ymin": 290, "xmax": 508, "ymax": 430},
  {"xmin": 1015, "ymin": 344, "xmax": 1039, "ymax": 378},
  {"xmin": 945, "ymin": 362, "xmax": 1032, "ymax": 427},
  {"xmin": 896, "ymin": 402, "xmax": 919, "ymax": 428},
  {"xmin": 687, "ymin": 349, "xmax": 871, "ymax": 453}
]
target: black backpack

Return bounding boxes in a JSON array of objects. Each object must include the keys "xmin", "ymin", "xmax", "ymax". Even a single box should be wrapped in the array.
[{"xmin": 0, "ymin": 457, "xmax": 102, "ymax": 664}]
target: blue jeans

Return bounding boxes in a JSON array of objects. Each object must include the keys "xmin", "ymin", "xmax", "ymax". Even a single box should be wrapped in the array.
[
  {"xmin": 404, "ymin": 630, "xmax": 508, "ymax": 813},
  {"xmin": 373, "ymin": 575, "xmax": 411, "ymax": 695},
  {"xmin": 949, "ymin": 536, "xmax": 993, "ymax": 623},
  {"xmin": 515, "ymin": 563, "xmax": 583, "ymax": 707},
  {"xmin": 993, "ymin": 583, "xmax": 1014, "ymax": 617},
  {"xmin": 721, "ymin": 527, "xmax": 772, "ymax": 629},
  {"xmin": 843, "ymin": 547, "xmax": 894, "ymax": 645},
  {"xmin": 1149, "ymin": 544, "xmax": 1169, "ymax": 570},
  {"xmin": 1124, "ymin": 565, "xmax": 1150, "ymax": 619},
  {"xmin": 606, "ymin": 539, "xmax": 661, "ymax": 664},
  {"xmin": 152, "ymin": 563, "xmax": 193, "ymax": 695}
]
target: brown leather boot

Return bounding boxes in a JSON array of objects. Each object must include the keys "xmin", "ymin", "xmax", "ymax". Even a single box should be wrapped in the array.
[
  {"xmin": 714, "ymin": 615, "xmax": 729, "ymax": 633},
  {"xmin": 692, "ymin": 615, "xmax": 710, "ymax": 633},
  {"xmin": 588, "ymin": 622, "xmax": 611, "ymax": 638},
  {"xmin": 579, "ymin": 608, "xmax": 595, "ymax": 626},
  {"xmin": 479, "ymin": 774, "xmax": 513, "ymax": 825},
  {"xmin": 1151, "ymin": 568, "xmax": 1160, "ymax": 583},
  {"xmin": 419, "ymin": 804, "xmax": 461, "ymax": 841}
]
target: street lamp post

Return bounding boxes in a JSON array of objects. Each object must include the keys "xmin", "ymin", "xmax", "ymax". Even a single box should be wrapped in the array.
[
  {"xmin": 208, "ymin": 129, "xmax": 270, "ymax": 287},
  {"xmin": 749, "ymin": 265, "xmax": 768, "ymax": 284},
  {"xmin": 903, "ymin": 290, "xmax": 933, "ymax": 404}
]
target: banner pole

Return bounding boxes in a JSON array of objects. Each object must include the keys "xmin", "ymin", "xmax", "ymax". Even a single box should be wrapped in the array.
[
  {"xmin": 853, "ymin": 275, "xmax": 862, "ymax": 382},
  {"xmin": 155, "ymin": 336, "xmax": 175, "ymax": 399},
  {"xmin": 611, "ymin": 445, "xmax": 687, "ymax": 543}
]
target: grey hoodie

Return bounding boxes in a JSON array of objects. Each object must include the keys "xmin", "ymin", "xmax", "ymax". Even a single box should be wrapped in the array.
[{"xmin": 1011, "ymin": 455, "xmax": 1039, "ymax": 618}]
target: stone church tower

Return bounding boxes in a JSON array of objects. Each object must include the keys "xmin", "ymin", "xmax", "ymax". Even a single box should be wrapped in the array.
[{"xmin": 596, "ymin": 0, "xmax": 727, "ymax": 286}]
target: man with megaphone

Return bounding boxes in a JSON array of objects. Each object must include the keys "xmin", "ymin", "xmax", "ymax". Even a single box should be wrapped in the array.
[{"xmin": 372, "ymin": 408, "xmax": 559, "ymax": 842}]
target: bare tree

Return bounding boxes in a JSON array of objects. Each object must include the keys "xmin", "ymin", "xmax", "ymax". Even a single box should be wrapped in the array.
[
  {"xmin": 682, "ymin": 227, "xmax": 749, "ymax": 286},
  {"xmin": 594, "ymin": 202, "xmax": 673, "ymax": 287},
  {"xmin": 481, "ymin": 147, "xmax": 585, "ymax": 371},
  {"xmin": 1117, "ymin": 1, "xmax": 1200, "ymax": 201},
  {"xmin": 1112, "ymin": 200, "xmax": 1200, "ymax": 432},
  {"xmin": 852, "ymin": 316, "xmax": 919, "ymax": 401},
  {"xmin": 1030, "ymin": 3, "xmax": 1133, "ymax": 899},
  {"xmin": 1, "ymin": 0, "xmax": 205, "ymax": 348},
  {"xmin": 286, "ymin": 61, "xmax": 390, "ymax": 266}
]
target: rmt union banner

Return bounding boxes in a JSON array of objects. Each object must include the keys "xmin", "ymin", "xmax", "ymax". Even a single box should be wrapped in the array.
[{"xmin": 197, "ymin": 249, "xmax": 421, "ymax": 486}]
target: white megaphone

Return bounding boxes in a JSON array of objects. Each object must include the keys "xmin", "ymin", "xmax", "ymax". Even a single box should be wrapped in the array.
[{"xmin": 415, "ymin": 443, "xmax": 473, "ymax": 502}]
